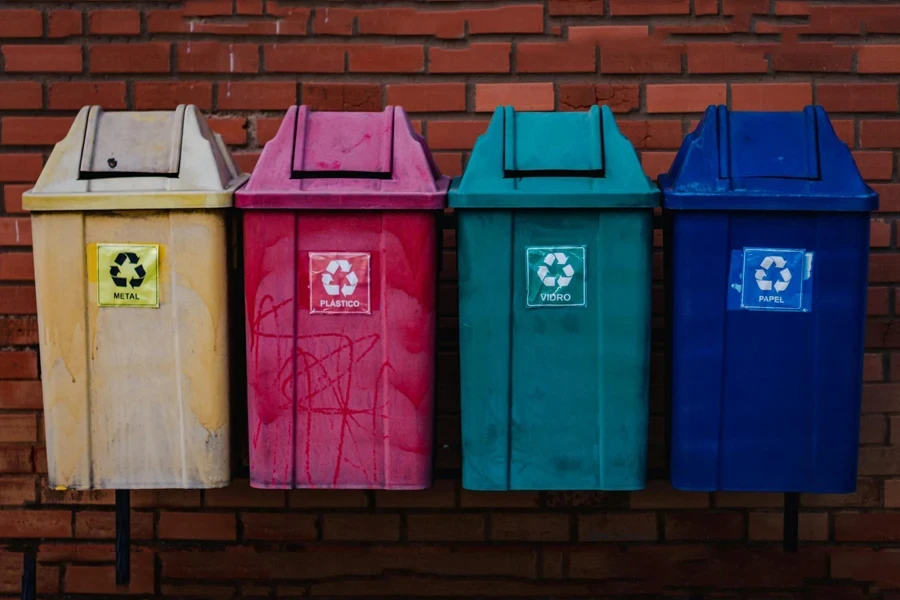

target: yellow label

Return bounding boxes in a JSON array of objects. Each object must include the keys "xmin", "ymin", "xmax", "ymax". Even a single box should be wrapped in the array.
[{"xmin": 97, "ymin": 243, "xmax": 160, "ymax": 308}]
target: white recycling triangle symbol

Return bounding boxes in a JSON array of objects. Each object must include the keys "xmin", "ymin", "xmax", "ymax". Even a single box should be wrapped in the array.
[
  {"xmin": 754, "ymin": 255, "xmax": 792, "ymax": 293},
  {"xmin": 537, "ymin": 252, "xmax": 576, "ymax": 288},
  {"xmin": 321, "ymin": 259, "xmax": 359, "ymax": 297}
]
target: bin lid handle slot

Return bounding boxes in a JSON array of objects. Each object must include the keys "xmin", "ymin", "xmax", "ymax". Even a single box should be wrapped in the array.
[
  {"xmin": 502, "ymin": 106, "xmax": 605, "ymax": 178},
  {"xmin": 78, "ymin": 106, "xmax": 185, "ymax": 180}
]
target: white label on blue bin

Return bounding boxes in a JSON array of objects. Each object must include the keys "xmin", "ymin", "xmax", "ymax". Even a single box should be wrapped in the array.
[{"xmin": 728, "ymin": 247, "xmax": 813, "ymax": 312}]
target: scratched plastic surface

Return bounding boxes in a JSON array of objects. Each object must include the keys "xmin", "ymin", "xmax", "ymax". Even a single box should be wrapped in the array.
[
  {"xmin": 450, "ymin": 106, "xmax": 659, "ymax": 491},
  {"xmin": 237, "ymin": 106, "xmax": 447, "ymax": 489},
  {"xmin": 660, "ymin": 106, "xmax": 878, "ymax": 493}
]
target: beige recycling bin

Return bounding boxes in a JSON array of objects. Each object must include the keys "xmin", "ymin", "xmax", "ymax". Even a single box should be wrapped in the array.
[{"xmin": 23, "ymin": 105, "xmax": 247, "ymax": 489}]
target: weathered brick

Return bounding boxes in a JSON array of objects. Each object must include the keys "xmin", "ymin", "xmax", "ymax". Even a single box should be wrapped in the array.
[
  {"xmin": 385, "ymin": 83, "xmax": 466, "ymax": 113},
  {"xmin": 302, "ymin": 83, "xmax": 381, "ymax": 111}
]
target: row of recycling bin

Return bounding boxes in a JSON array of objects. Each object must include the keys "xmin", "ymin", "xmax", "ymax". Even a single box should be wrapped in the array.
[{"xmin": 23, "ymin": 104, "xmax": 876, "ymax": 494}]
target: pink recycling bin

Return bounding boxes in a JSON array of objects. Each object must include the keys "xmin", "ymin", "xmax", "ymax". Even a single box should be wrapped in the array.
[{"xmin": 236, "ymin": 106, "xmax": 448, "ymax": 489}]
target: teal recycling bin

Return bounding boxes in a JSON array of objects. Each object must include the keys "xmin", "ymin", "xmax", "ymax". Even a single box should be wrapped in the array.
[{"xmin": 450, "ymin": 106, "xmax": 659, "ymax": 490}]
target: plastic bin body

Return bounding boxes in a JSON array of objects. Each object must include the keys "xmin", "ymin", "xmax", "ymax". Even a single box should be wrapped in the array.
[
  {"xmin": 237, "ymin": 107, "xmax": 447, "ymax": 490},
  {"xmin": 661, "ymin": 106, "xmax": 878, "ymax": 493},
  {"xmin": 450, "ymin": 106, "xmax": 659, "ymax": 490},
  {"xmin": 23, "ymin": 105, "xmax": 245, "ymax": 489}
]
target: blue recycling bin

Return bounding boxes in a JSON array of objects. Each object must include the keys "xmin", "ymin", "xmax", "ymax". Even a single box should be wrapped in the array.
[{"xmin": 660, "ymin": 106, "xmax": 878, "ymax": 493}]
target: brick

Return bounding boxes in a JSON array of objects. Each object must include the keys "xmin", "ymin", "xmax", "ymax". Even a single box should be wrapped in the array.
[
  {"xmin": 579, "ymin": 512, "xmax": 658, "ymax": 541},
  {"xmin": 714, "ymin": 492, "xmax": 783, "ymax": 508},
  {"xmin": 302, "ymin": 83, "xmax": 381, "ymax": 112},
  {"xmin": 687, "ymin": 43, "xmax": 769, "ymax": 74},
  {"xmin": 218, "ymin": 82, "xmax": 296, "ymax": 111},
  {"xmin": 0, "ymin": 351, "xmax": 37, "ymax": 381},
  {"xmin": 560, "ymin": 84, "xmax": 639, "ymax": 113},
  {"xmin": 357, "ymin": 8, "xmax": 464, "ymax": 38},
  {"xmin": 0, "ymin": 509, "xmax": 71, "ymax": 537},
  {"xmin": 466, "ymin": 5, "xmax": 544, "ymax": 34},
  {"xmin": 0, "ymin": 445, "xmax": 33, "ymax": 473},
  {"xmin": 386, "ymin": 83, "xmax": 466, "ymax": 113},
  {"xmin": 491, "ymin": 513, "xmax": 569, "ymax": 541},
  {"xmin": 861, "ymin": 121, "xmax": 900, "ymax": 148},
  {"xmin": 313, "ymin": 7, "xmax": 354, "ymax": 35},
  {"xmin": 184, "ymin": 0, "xmax": 232, "ymax": 16},
  {"xmin": 818, "ymin": 83, "xmax": 898, "ymax": 113},
  {"xmin": 146, "ymin": 9, "xmax": 189, "ymax": 34},
  {"xmin": 858, "ymin": 45, "xmax": 900, "ymax": 74},
  {"xmin": 0, "ymin": 285, "xmax": 37, "ymax": 315},
  {"xmin": 619, "ymin": 121, "xmax": 685, "ymax": 150},
  {"xmin": 647, "ymin": 84, "xmax": 727, "ymax": 113},
  {"xmin": 610, "ymin": 0, "xmax": 690, "ymax": 15},
  {"xmin": 870, "ymin": 220, "xmax": 892, "ymax": 248},
  {"xmin": 264, "ymin": 44, "xmax": 344, "ymax": 73},
  {"xmin": 568, "ymin": 25, "xmax": 649, "ymax": 45},
  {"xmin": 289, "ymin": 488, "xmax": 368, "ymax": 508},
  {"xmin": 886, "ymin": 480, "xmax": 900, "ymax": 508},
  {"xmin": 852, "ymin": 151, "xmax": 894, "ymax": 181},
  {"xmin": 475, "ymin": 83, "xmax": 554, "ymax": 112},
  {"xmin": 873, "ymin": 183, "xmax": 900, "ymax": 212},
  {"xmin": 0, "ymin": 10, "xmax": 42, "ymax": 38},
  {"xmin": 601, "ymin": 45, "xmax": 683, "ymax": 74},
  {"xmin": 232, "ymin": 153, "xmax": 260, "ymax": 173},
  {"xmin": 241, "ymin": 513, "xmax": 317, "ymax": 541},
  {"xmin": 179, "ymin": 42, "xmax": 258, "ymax": 73},
  {"xmin": 407, "ymin": 513, "xmax": 485, "ymax": 541},
  {"xmin": 429, "ymin": 44, "xmax": 510, "ymax": 74},
  {"xmin": 205, "ymin": 479, "xmax": 285, "ymax": 508},
  {"xmin": 832, "ymin": 549, "xmax": 900, "ymax": 588},
  {"xmin": 695, "ymin": 0, "xmax": 719, "ymax": 14},
  {"xmin": 130, "ymin": 489, "xmax": 201, "ymax": 508},
  {"xmin": 859, "ymin": 447, "xmax": 900, "ymax": 475},
  {"xmin": 323, "ymin": 514, "xmax": 400, "ymax": 541},
  {"xmin": 65, "ymin": 550, "xmax": 154, "ymax": 595},
  {"xmin": 0, "ymin": 475, "xmax": 36, "ymax": 505},
  {"xmin": 665, "ymin": 512, "xmax": 744, "ymax": 540},
  {"xmin": 427, "ymin": 120, "xmax": 489, "ymax": 150},
  {"xmin": 864, "ymin": 353, "xmax": 884, "ymax": 381},
  {"xmin": 159, "ymin": 512, "xmax": 236, "ymax": 540},
  {"xmin": 348, "ymin": 45, "xmax": 423, "ymax": 73},
  {"xmin": 516, "ymin": 42, "xmax": 595, "ymax": 73},
  {"xmin": 748, "ymin": 512, "xmax": 829, "ymax": 541},
  {"xmin": 0, "ymin": 82, "xmax": 41, "ymax": 110},
  {"xmin": 0, "ymin": 217, "xmax": 31, "ymax": 247},
  {"xmin": 49, "ymin": 82, "xmax": 127, "ymax": 110},
  {"xmin": 835, "ymin": 513, "xmax": 900, "ymax": 542},
  {"xmin": 773, "ymin": 42, "xmax": 853, "ymax": 72},
  {"xmin": 89, "ymin": 10, "xmax": 141, "ymax": 35},
  {"xmin": 642, "ymin": 152, "xmax": 677, "ymax": 178},
  {"xmin": 2, "ymin": 117, "xmax": 74, "ymax": 146},
  {"xmin": 549, "ymin": 0, "xmax": 605, "ymax": 15},
  {"xmin": 433, "ymin": 152, "xmax": 462, "ymax": 177},
  {"xmin": 731, "ymin": 83, "xmax": 812, "ymax": 111},
  {"xmin": 75, "ymin": 511, "xmax": 153, "ymax": 539},
  {"xmin": 0, "ymin": 381, "xmax": 40, "ymax": 411},
  {"xmin": 0, "ymin": 254, "xmax": 34, "ymax": 282},
  {"xmin": 40, "ymin": 486, "xmax": 114, "ymax": 506},
  {"xmin": 48, "ymin": 10, "xmax": 82, "ymax": 38},
  {"xmin": 868, "ymin": 287, "xmax": 890, "ymax": 316},
  {"xmin": 134, "ymin": 81, "xmax": 213, "ymax": 110},
  {"xmin": 2, "ymin": 45, "xmax": 82, "ymax": 73},
  {"xmin": 892, "ymin": 415, "xmax": 900, "ymax": 443},
  {"xmin": 90, "ymin": 42, "xmax": 170, "ymax": 74},
  {"xmin": 860, "ymin": 414, "xmax": 888, "ymax": 444}
]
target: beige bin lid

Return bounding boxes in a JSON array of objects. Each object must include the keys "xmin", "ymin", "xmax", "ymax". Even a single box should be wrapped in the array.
[{"xmin": 24, "ymin": 105, "xmax": 248, "ymax": 211}]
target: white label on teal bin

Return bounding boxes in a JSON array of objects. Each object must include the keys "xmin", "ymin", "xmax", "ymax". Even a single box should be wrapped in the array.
[
  {"xmin": 728, "ymin": 247, "xmax": 813, "ymax": 312},
  {"xmin": 526, "ymin": 246, "xmax": 586, "ymax": 308}
]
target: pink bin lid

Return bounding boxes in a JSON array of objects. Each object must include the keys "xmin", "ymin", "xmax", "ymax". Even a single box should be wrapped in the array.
[{"xmin": 236, "ymin": 106, "xmax": 449, "ymax": 210}]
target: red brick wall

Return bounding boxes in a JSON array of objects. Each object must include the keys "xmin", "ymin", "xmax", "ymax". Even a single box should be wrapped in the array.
[{"xmin": 2, "ymin": 0, "xmax": 900, "ymax": 597}]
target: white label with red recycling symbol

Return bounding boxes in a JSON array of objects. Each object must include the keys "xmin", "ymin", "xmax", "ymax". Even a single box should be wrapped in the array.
[{"xmin": 309, "ymin": 252, "xmax": 371, "ymax": 315}]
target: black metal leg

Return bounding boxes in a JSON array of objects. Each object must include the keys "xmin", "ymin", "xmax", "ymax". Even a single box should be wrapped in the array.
[
  {"xmin": 783, "ymin": 492, "xmax": 800, "ymax": 553},
  {"xmin": 20, "ymin": 551, "xmax": 35, "ymax": 600},
  {"xmin": 115, "ymin": 490, "xmax": 130, "ymax": 586}
]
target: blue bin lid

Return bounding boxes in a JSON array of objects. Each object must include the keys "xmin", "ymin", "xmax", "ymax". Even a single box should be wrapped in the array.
[
  {"xmin": 449, "ymin": 106, "xmax": 659, "ymax": 209},
  {"xmin": 660, "ymin": 106, "xmax": 877, "ymax": 212}
]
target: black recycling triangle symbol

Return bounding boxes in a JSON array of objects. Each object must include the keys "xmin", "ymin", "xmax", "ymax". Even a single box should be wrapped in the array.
[{"xmin": 110, "ymin": 252, "xmax": 146, "ymax": 289}]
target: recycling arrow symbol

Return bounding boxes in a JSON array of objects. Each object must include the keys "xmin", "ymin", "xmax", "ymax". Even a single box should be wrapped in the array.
[
  {"xmin": 109, "ymin": 252, "xmax": 146, "ymax": 289},
  {"xmin": 537, "ymin": 252, "xmax": 576, "ymax": 288},
  {"xmin": 321, "ymin": 259, "xmax": 359, "ymax": 297},
  {"xmin": 754, "ymin": 255, "xmax": 792, "ymax": 293}
]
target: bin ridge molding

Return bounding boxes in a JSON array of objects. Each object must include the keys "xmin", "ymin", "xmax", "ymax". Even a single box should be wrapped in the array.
[
  {"xmin": 659, "ymin": 105, "xmax": 877, "ymax": 212},
  {"xmin": 23, "ymin": 104, "xmax": 247, "ymax": 211},
  {"xmin": 451, "ymin": 105, "xmax": 658, "ymax": 209},
  {"xmin": 236, "ymin": 105, "xmax": 448, "ymax": 209}
]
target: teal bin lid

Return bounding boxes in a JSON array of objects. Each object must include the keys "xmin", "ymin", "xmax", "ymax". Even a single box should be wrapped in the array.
[{"xmin": 449, "ymin": 106, "xmax": 659, "ymax": 209}]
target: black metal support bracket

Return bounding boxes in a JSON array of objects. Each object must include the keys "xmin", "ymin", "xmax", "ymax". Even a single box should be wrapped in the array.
[
  {"xmin": 783, "ymin": 492, "xmax": 800, "ymax": 553},
  {"xmin": 20, "ymin": 551, "xmax": 35, "ymax": 600},
  {"xmin": 115, "ymin": 489, "xmax": 130, "ymax": 586}
]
